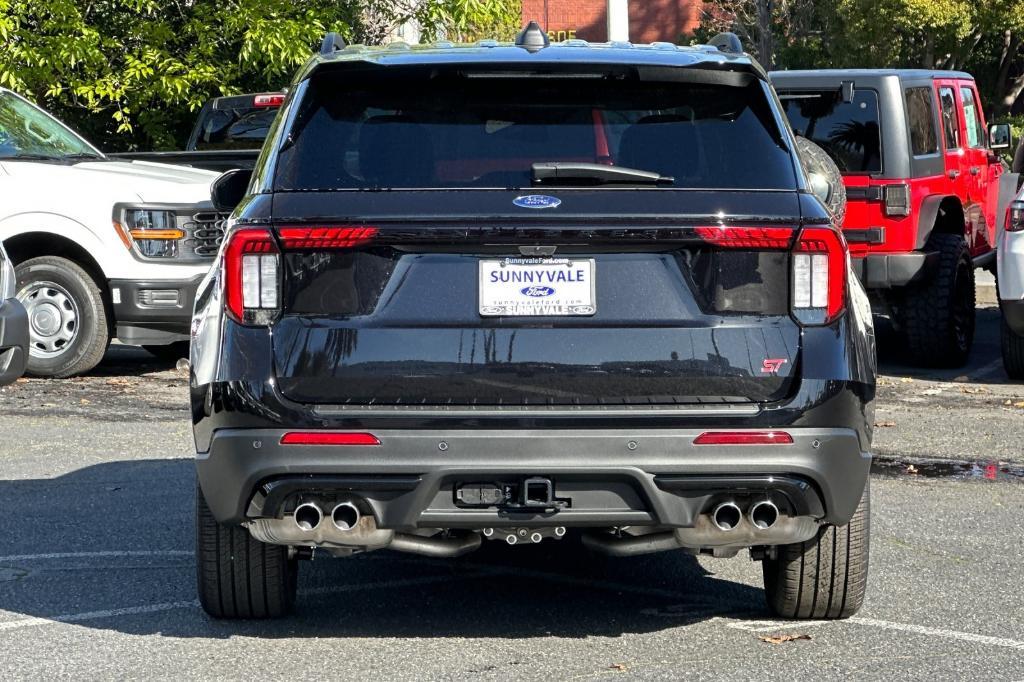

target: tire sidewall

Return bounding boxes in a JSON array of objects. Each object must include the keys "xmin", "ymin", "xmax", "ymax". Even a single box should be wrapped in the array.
[{"xmin": 15, "ymin": 258, "xmax": 107, "ymax": 378}]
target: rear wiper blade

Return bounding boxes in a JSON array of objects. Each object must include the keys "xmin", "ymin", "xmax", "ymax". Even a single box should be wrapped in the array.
[{"xmin": 532, "ymin": 162, "xmax": 674, "ymax": 186}]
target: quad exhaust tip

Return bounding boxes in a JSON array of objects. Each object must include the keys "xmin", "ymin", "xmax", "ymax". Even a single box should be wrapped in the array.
[
  {"xmin": 749, "ymin": 500, "xmax": 779, "ymax": 530},
  {"xmin": 711, "ymin": 501, "xmax": 742, "ymax": 531},
  {"xmin": 331, "ymin": 502, "xmax": 361, "ymax": 531},
  {"xmin": 293, "ymin": 502, "xmax": 323, "ymax": 531}
]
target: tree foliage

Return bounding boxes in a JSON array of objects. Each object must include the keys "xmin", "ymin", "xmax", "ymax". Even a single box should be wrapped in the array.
[{"xmin": 0, "ymin": 0, "xmax": 520, "ymax": 151}]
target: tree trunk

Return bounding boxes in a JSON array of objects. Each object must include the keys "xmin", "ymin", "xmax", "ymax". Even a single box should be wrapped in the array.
[
  {"xmin": 756, "ymin": 0, "xmax": 774, "ymax": 70},
  {"xmin": 995, "ymin": 30, "xmax": 1019, "ymax": 117}
]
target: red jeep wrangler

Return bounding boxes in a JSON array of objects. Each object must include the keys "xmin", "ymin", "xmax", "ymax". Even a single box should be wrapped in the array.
[{"xmin": 772, "ymin": 70, "xmax": 1012, "ymax": 366}]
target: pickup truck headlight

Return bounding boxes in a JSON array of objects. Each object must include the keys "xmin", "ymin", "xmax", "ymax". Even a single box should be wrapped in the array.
[{"xmin": 122, "ymin": 209, "xmax": 185, "ymax": 259}]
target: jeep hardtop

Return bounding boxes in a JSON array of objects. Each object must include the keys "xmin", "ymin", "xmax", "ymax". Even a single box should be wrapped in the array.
[{"xmin": 191, "ymin": 27, "xmax": 876, "ymax": 620}]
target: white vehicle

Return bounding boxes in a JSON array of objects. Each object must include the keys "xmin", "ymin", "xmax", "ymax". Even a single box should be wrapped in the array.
[
  {"xmin": 0, "ymin": 88, "xmax": 221, "ymax": 377},
  {"xmin": 999, "ymin": 183, "xmax": 1024, "ymax": 378}
]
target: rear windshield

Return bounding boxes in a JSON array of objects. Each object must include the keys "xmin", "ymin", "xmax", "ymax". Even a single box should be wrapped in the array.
[
  {"xmin": 192, "ymin": 106, "xmax": 276, "ymax": 151},
  {"xmin": 273, "ymin": 66, "xmax": 796, "ymax": 191},
  {"xmin": 778, "ymin": 89, "xmax": 881, "ymax": 174}
]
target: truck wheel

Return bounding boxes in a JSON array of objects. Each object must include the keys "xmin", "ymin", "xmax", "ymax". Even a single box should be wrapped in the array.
[
  {"xmin": 898, "ymin": 233, "xmax": 975, "ymax": 367},
  {"xmin": 196, "ymin": 482, "xmax": 297, "ymax": 619},
  {"xmin": 143, "ymin": 341, "xmax": 190, "ymax": 362},
  {"xmin": 1001, "ymin": 316, "xmax": 1024, "ymax": 380},
  {"xmin": 762, "ymin": 483, "xmax": 869, "ymax": 619},
  {"xmin": 14, "ymin": 256, "xmax": 109, "ymax": 378}
]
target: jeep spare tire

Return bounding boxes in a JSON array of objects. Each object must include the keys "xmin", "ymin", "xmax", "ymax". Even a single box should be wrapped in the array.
[{"xmin": 796, "ymin": 136, "xmax": 847, "ymax": 227}]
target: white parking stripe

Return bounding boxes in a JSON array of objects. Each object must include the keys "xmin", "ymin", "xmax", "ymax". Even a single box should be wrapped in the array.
[
  {"xmin": 0, "ymin": 551, "xmax": 192, "ymax": 562},
  {"xmin": 0, "ymin": 572, "xmax": 495, "ymax": 633}
]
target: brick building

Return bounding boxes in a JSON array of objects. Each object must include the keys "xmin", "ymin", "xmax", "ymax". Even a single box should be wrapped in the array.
[{"xmin": 520, "ymin": 0, "xmax": 703, "ymax": 44}]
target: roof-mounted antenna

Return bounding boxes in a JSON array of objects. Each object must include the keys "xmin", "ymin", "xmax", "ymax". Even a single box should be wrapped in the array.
[
  {"xmin": 320, "ymin": 32, "xmax": 346, "ymax": 56},
  {"xmin": 515, "ymin": 21, "xmax": 550, "ymax": 52},
  {"xmin": 707, "ymin": 32, "xmax": 743, "ymax": 55}
]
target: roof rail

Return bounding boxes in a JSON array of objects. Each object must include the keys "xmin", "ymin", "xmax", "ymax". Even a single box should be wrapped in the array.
[
  {"xmin": 320, "ymin": 32, "xmax": 346, "ymax": 56},
  {"xmin": 707, "ymin": 32, "xmax": 743, "ymax": 55},
  {"xmin": 515, "ymin": 20, "xmax": 549, "ymax": 52}
]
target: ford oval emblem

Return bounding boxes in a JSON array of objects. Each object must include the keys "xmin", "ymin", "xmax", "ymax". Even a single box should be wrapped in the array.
[
  {"xmin": 521, "ymin": 285, "xmax": 556, "ymax": 298},
  {"xmin": 513, "ymin": 194, "xmax": 561, "ymax": 209}
]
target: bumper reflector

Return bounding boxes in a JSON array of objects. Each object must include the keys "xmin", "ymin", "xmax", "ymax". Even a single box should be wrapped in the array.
[
  {"xmin": 693, "ymin": 431, "xmax": 794, "ymax": 445},
  {"xmin": 280, "ymin": 432, "xmax": 381, "ymax": 446}
]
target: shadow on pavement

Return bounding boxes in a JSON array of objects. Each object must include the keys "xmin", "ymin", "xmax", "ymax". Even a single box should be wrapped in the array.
[{"xmin": 0, "ymin": 458, "xmax": 769, "ymax": 639}]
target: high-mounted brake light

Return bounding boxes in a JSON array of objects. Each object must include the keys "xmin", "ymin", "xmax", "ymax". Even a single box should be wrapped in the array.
[
  {"xmin": 694, "ymin": 431, "xmax": 794, "ymax": 445},
  {"xmin": 280, "ymin": 432, "xmax": 380, "ymax": 446},
  {"xmin": 254, "ymin": 93, "xmax": 286, "ymax": 108},
  {"xmin": 792, "ymin": 227, "xmax": 846, "ymax": 325},
  {"xmin": 223, "ymin": 228, "xmax": 279, "ymax": 325}
]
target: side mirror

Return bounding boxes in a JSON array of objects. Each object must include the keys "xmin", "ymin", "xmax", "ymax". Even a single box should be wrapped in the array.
[
  {"xmin": 989, "ymin": 123, "xmax": 1012, "ymax": 151},
  {"xmin": 210, "ymin": 169, "xmax": 253, "ymax": 213}
]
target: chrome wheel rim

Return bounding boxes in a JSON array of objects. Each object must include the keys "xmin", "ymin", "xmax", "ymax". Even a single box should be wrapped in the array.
[{"xmin": 17, "ymin": 281, "xmax": 80, "ymax": 359}]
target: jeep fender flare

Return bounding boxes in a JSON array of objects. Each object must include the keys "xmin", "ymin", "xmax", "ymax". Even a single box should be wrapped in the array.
[
  {"xmin": 915, "ymin": 195, "xmax": 965, "ymax": 250},
  {"xmin": 0, "ymin": 212, "xmax": 113, "ymax": 277}
]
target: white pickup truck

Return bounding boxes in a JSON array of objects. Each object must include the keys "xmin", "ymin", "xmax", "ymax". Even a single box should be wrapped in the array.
[{"xmin": 0, "ymin": 87, "xmax": 222, "ymax": 378}]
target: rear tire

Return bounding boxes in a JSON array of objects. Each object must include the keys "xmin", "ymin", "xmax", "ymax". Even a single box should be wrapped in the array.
[
  {"xmin": 196, "ymin": 481, "xmax": 297, "ymax": 619},
  {"xmin": 762, "ymin": 483, "xmax": 870, "ymax": 619},
  {"xmin": 898, "ymin": 233, "xmax": 975, "ymax": 368},
  {"xmin": 14, "ymin": 256, "xmax": 109, "ymax": 378},
  {"xmin": 1001, "ymin": 316, "xmax": 1024, "ymax": 380}
]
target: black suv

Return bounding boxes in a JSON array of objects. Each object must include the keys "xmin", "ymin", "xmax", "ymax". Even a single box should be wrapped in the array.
[{"xmin": 191, "ymin": 27, "xmax": 876, "ymax": 620}]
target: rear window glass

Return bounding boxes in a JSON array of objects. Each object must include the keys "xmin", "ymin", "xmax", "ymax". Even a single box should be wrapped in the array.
[
  {"xmin": 777, "ymin": 89, "xmax": 881, "ymax": 174},
  {"xmin": 193, "ymin": 107, "xmax": 277, "ymax": 151},
  {"xmin": 273, "ymin": 66, "xmax": 796, "ymax": 191},
  {"xmin": 905, "ymin": 87, "xmax": 938, "ymax": 156}
]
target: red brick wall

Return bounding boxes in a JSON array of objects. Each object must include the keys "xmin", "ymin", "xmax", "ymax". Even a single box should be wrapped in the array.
[{"xmin": 521, "ymin": 0, "xmax": 702, "ymax": 44}]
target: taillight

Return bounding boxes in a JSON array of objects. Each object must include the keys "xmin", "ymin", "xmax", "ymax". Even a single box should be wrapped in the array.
[
  {"xmin": 1007, "ymin": 201, "xmax": 1024, "ymax": 232},
  {"xmin": 254, "ymin": 93, "xmax": 285, "ymax": 108},
  {"xmin": 884, "ymin": 183, "xmax": 910, "ymax": 217},
  {"xmin": 223, "ymin": 228, "xmax": 280, "ymax": 326},
  {"xmin": 694, "ymin": 226, "xmax": 794, "ymax": 249},
  {"xmin": 277, "ymin": 226, "xmax": 377, "ymax": 249},
  {"xmin": 792, "ymin": 227, "xmax": 846, "ymax": 325},
  {"xmin": 694, "ymin": 431, "xmax": 793, "ymax": 445}
]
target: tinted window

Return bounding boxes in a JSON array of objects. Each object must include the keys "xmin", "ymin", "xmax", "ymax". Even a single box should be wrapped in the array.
[
  {"xmin": 905, "ymin": 87, "xmax": 938, "ymax": 156},
  {"xmin": 960, "ymin": 86, "xmax": 984, "ymax": 148},
  {"xmin": 939, "ymin": 87, "xmax": 960, "ymax": 150},
  {"xmin": 274, "ymin": 66, "xmax": 796, "ymax": 191},
  {"xmin": 193, "ymin": 107, "xmax": 277, "ymax": 151},
  {"xmin": 778, "ymin": 89, "xmax": 881, "ymax": 173}
]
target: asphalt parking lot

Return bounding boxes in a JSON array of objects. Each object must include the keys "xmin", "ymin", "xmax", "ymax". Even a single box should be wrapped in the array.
[{"xmin": 0, "ymin": 304, "xmax": 1021, "ymax": 679}]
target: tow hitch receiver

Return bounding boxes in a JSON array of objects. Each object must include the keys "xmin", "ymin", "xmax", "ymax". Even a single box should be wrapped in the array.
[{"xmin": 455, "ymin": 477, "xmax": 567, "ymax": 510}]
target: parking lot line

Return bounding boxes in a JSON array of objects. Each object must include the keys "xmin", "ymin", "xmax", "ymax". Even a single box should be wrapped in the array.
[{"xmin": 0, "ymin": 550, "xmax": 193, "ymax": 562}]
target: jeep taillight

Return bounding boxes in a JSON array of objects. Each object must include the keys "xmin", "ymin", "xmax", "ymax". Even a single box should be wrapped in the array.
[
  {"xmin": 1007, "ymin": 201, "xmax": 1024, "ymax": 233},
  {"xmin": 224, "ymin": 228, "xmax": 280, "ymax": 326},
  {"xmin": 884, "ymin": 183, "xmax": 911, "ymax": 217},
  {"xmin": 792, "ymin": 227, "xmax": 846, "ymax": 325},
  {"xmin": 696, "ymin": 225, "xmax": 846, "ymax": 326}
]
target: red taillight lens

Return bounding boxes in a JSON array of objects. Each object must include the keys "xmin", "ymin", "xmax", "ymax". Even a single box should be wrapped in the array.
[
  {"xmin": 223, "ymin": 228, "xmax": 279, "ymax": 325},
  {"xmin": 280, "ymin": 432, "xmax": 380, "ymax": 446},
  {"xmin": 793, "ymin": 226, "xmax": 846, "ymax": 325},
  {"xmin": 695, "ymin": 226, "xmax": 794, "ymax": 249},
  {"xmin": 693, "ymin": 431, "xmax": 794, "ymax": 445},
  {"xmin": 254, "ymin": 93, "xmax": 286, "ymax": 108},
  {"xmin": 277, "ymin": 226, "xmax": 378, "ymax": 249}
]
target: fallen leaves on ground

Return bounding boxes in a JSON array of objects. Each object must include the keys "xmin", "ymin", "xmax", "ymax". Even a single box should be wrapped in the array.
[
  {"xmin": 608, "ymin": 663, "xmax": 628, "ymax": 671},
  {"xmin": 906, "ymin": 464, "xmax": 919, "ymax": 474},
  {"xmin": 899, "ymin": 377, "xmax": 914, "ymax": 383},
  {"xmin": 759, "ymin": 633, "xmax": 812, "ymax": 645},
  {"xmin": 874, "ymin": 420, "xmax": 896, "ymax": 427},
  {"xmin": 959, "ymin": 386, "xmax": 988, "ymax": 394}
]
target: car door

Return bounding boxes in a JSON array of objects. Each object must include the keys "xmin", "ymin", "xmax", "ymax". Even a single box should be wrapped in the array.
[{"xmin": 958, "ymin": 81, "xmax": 999, "ymax": 253}]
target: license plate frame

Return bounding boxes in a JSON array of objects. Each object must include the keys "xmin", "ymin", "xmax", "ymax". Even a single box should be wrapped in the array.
[{"xmin": 478, "ymin": 257, "xmax": 596, "ymax": 317}]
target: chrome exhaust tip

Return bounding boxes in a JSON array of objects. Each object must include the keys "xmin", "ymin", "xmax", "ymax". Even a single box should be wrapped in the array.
[
  {"xmin": 711, "ymin": 501, "xmax": 742, "ymax": 532},
  {"xmin": 293, "ymin": 502, "xmax": 323, "ymax": 531},
  {"xmin": 330, "ymin": 501, "xmax": 361, "ymax": 532},
  {"xmin": 749, "ymin": 500, "xmax": 779, "ymax": 530}
]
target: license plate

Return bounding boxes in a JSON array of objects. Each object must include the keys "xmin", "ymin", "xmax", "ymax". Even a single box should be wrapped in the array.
[{"xmin": 479, "ymin": 258, "xmax": 596, "ymax": 317}]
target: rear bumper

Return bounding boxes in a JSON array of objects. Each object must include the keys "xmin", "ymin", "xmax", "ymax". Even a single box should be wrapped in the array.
[
  {"xmin": 110, "ymin": 276, "xmax": 203, "ymax": 345},
  {"xmin": 851, "ymin": 250, "xmax": 939, "ymax": 289},
  {"xmin": 197, "ymin": 427, "xmax": 871, "ymax": 529},
  {"xmin": 0, "ymin": 298, "xmax": 28, "ymax": 386}
]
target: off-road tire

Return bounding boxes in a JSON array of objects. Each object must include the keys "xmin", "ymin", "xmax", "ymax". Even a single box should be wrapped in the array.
[
  {"xmin": 14, "ymin": 256, "xmax": 109, "ymax": 378},
  {"xmin": 763, "ymin": 483, "xmax": 870, "ymax": 619},
  {"xmin": 795, "ymin": 136, "xmax": 847, "ymax": 226},
  {"xmin": 143, "ymin": 341, "xmax": 190, "ymax": 362},
  {"xmin": 196, "ymin": 482, "xmax": 297, "ymax": 619},
  {"xmin": 898, "ymin": 233, "xmax": 975, "ymax": 367},
  {"xmin": 1001, "ymin": 315, "xmax": 1024, "ymax": 380}
]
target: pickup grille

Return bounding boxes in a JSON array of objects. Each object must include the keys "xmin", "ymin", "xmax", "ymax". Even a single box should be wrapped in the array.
[{"xmin": 184, "ymin": 212, "xmax": 228, "ymax": 257}]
